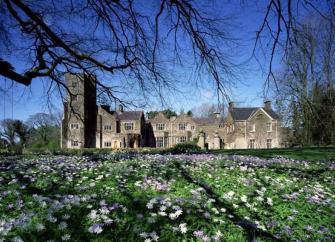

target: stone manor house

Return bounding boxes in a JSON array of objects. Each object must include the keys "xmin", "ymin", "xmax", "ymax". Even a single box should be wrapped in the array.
[{"xmin": 61, "ymin": 74, "xmax": 283, "ymax": 149}]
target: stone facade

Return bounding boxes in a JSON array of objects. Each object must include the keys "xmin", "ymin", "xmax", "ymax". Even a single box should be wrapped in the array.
[
  {"xmin": 61, "ymin": 74, "xmax": 283, "ymax": 149},
  {"xmin": 223, "ymin": 102, "xmax": 282, "ymax": 149}
]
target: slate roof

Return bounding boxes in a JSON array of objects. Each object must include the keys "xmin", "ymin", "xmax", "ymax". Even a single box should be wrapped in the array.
[
  {"xmin": 230, "ymin": 107, "xmax": 279, "ymax": 120},
  {"xmin": 264, "ymin": 108, "xmax": 280, "ymax": 119},
  {"xmin": 117, "ymin": 111, "xmax": 143, "ymax": 120},
  {"xmin": 99, "ymin": 106, "xmax": 142, "ymax": 120},
  {"xmin": 230, "ymin": 108, "xmax": 258, "ymax": 120}
]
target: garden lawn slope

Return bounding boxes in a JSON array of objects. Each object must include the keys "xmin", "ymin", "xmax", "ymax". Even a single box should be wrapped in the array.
[
  {"xmin": 0, "ymin": 153, "xmax": 334, "ymax": 241},
  {"xmin": 212, "ymin": 147, "xmax": 335, "ymax": 161}
]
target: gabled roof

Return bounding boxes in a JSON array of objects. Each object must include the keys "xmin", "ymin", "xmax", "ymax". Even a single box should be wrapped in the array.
[
  {"xmin": 230, "ymin": 107, "xmax": 279, "ymax": 120},
  {"xmin": 263, "ymin": 108, "xmax": 280, "ymax": 119},
  {"xmin": 117, "ymin": 111, "xmax": 143, "ymax": 120}
]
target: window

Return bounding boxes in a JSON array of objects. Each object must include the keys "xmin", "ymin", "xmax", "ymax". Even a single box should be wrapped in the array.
[
  {"xmin": 104, "ymin": 125, "xmax": 112, "ymax": 130},
  {"xmin": 72, "ymin": 82, "xmax": 78, "ymax": 88},
  {"xmin": 156, "ymin": 123, "xmax": 165, "ymax": 130},
  {"xmin": 71, "ymin": 95, "xmax": 78, "ymax": 101},
  {"xmin": 124, "ymin": 122, "xmax": 133, "ymax": 130},
  {"xmin": 164, "ymin": 137, "xmax": 169, "ymax": 147},
  {"xmin": 70, "ymin": 123, "xmax": 79, "ymax": 129},
  {"xmin": 266, "ymin": 122, "xmax": 272, "ymax": 132},
  {"xmin": 249, "ymin": 139, "xmax": 255, "ymax": 149},
  {"xmin": 219, "ymin": 124, "xmax": 223, "ymax": 128},
  {"xmin": 249, "ymin": 123, "xmax": 255, "ymax": 132},
  {"xmin": 71, "ymin": 140, "xmax": 79, "ymax": 147},
  {"xmin": 179, "ymin": 136, "xmax": 187, "ymax": 143},
  {"xmin": 104, "ymin": 141, "xmax": 112, "ymax": 147},
  {"xmin": 191, "ymin": 125, "xmax": 195, "ymax": 130},
  {"xmin": 178, "ymin": 123, "xmax": 186, "ymax": 130},
  {"xmin": 156, "ymin": 137, "xmax": 164, "ymax": 148},
  {"xmin": 266, "ymin": 139, "xmax": 272, "ymax": 149}
]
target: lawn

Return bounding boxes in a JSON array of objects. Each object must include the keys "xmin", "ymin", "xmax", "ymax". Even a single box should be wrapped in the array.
[
  {"xmin": 0, "ymin": 152, "xmax": 334, "ymax": 241},
  {"xmin": 212, "ymin": 147, "xmax": 335, "ymax": 161}
]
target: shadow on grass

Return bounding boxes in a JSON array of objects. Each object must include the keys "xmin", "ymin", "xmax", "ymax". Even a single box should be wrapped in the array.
[{"xmin": 173, "ymin": 161, "xmax": 284, "ymax": 242}]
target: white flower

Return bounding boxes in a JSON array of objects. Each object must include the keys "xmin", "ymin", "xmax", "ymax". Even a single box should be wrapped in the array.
[
  {"xmin": 150, "ymin": 231, "xmax": 159, "ymax": 241},
  {"xmin": 215, "ymin": 230, "xmax": 222, "ymax": 237},
  {"xmin": 88, "ymin": 210, "xmax": 98, "ymax": 220},
  {"xmin": 267, "ymin": 197, "xmax": 273, "ymax": 206},
  {"xmin": 61, "ymin": 234, "xmax": 71, "ymax": 241},
  {"xmin": 223, "ymin": 191, "xmax": 235, "ymax": 200},
  {"xmin": 240, "ymin": 195, "xmax": 248, "ymax": 203},
  {"xmin": 139, "ymin": 232, "xmax": 148, "ymax": 238},
  {"xmin": 179, "ymin": 223, "xmax": 187, "ymax": 234},
  {"xmin": 175, "ymin": 209, "xmax": 183, "ymax": 217}
]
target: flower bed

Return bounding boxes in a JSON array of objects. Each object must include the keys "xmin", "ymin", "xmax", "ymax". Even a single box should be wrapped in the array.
[{"xmin": 0, "ymin": 154, "xmax": 334, "ymax": 241}]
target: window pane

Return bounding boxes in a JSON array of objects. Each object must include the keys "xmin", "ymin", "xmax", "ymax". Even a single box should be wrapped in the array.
[
  {"xmin": 156, "ymin": 137, "xmax": 164, "ymax": 147},
  {"xmin": 124, "ymin": 122, "xmax": 133, "ymax": 130},
  {"xmin": 179, "ymin": 123, "xmax": 186, "ymax": 130}
]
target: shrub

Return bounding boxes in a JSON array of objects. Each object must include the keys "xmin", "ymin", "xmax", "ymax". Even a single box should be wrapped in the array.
[{"xmin": 169, "ymin": 142, "xmax": 201, "ymax": 154}]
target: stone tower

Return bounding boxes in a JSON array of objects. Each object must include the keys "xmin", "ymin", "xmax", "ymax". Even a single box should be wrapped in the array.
[{"xmin": 61, "ymin": 73, "xmax": 97, "ymax": 148}]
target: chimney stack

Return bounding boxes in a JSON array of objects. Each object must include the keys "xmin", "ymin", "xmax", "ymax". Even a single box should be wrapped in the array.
[
  {"xmin": 101, "ymin": 105, "xmax": 110, "ymax": 111},
  {"xmin": 228, "ymin": 101, "xmax": 234, "ymax": 110},
  {"xmin": 213, "ymin": 112, "xmax": 221, "ymax": 119},
  {"xmin": 264, "ymin": 100, "xmax": 271, "ymax": 110},
  {"xmin": 118, "ymin": 104, "xmax": 124, "ymax": 113}
]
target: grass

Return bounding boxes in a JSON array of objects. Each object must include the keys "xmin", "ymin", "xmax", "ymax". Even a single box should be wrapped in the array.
[{"xmin": 212, "ymin": 147, "xmax": 335, "ymax": 161}]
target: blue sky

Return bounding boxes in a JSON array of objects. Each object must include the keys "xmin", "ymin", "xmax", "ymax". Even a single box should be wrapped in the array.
[{"xmin": 0, "ymin": 1, "xmax": 283, "ymax": 121}]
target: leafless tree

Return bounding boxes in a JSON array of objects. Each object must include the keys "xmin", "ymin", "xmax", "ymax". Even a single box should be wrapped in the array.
[
  {"xmin": 254, "ymin": 0, "xmax": 335, "ymax": 92},
  {"xmin": 191, "ymin": 102, "xmax": 224, "ymax": 118},
  {"xmin": 272, "ymin": 13, "xmax": 335, "ymax": 145},
  {"xmin": 0, "ymin": 0, "xmax": 237, "ymax": 106}
]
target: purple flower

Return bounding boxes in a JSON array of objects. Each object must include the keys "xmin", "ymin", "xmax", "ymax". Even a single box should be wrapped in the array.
[
  {"xmin": 88, "ymin": 224, "xmax": 103, "ymax": 234},
  {"xmin": 193, "ymin": 230, "xmax": 204, "ymax": 237}
]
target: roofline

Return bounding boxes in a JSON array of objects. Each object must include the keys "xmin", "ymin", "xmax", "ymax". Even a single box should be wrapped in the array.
[{"xmin": 247, "ymin": 108, "xmax": 274, "ymax": 121}]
